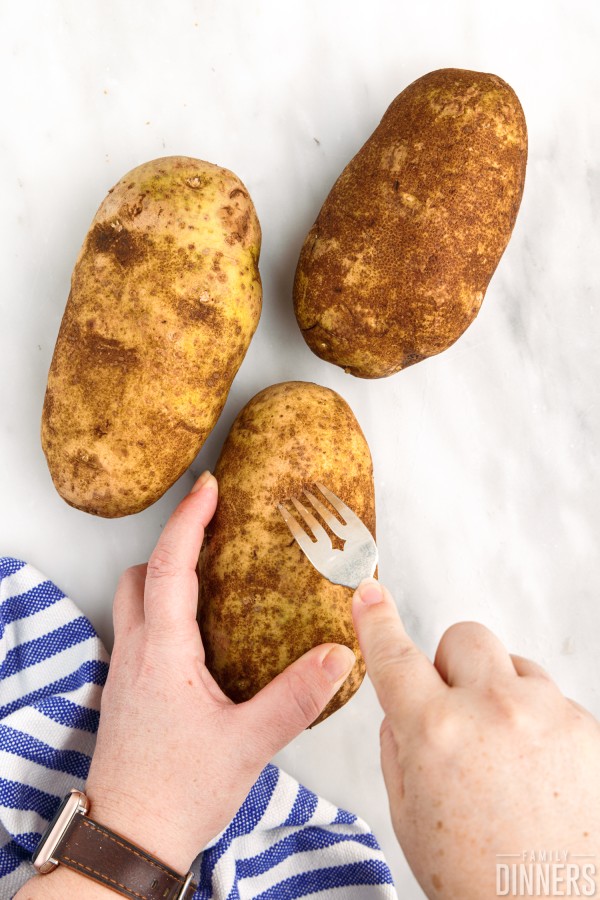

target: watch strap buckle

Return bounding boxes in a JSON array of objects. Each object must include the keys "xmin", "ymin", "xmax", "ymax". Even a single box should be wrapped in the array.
[{"xmin": 175, "ymin": 870, "xmax": 195, "ymax": 899}]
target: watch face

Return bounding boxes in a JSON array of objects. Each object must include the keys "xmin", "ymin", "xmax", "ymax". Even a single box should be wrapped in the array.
[{"xmin": 32, "ymin": 790, "xmax": 88, "ymax": 873}]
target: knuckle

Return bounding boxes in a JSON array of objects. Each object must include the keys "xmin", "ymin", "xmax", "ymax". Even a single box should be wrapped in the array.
[
  {"xmin": 379, "ymin": 716, "xmax": 395, "ymax": 746},
  {"xmin": 370, "ymin": 638, "xmax": 419, "ymax": 680},
  {"xmin": 419, "ymin": 703, "xmax": 459, "ymax": 748},
  {"xmin": 483, "ymin": 684, "xmax": 532, "ymax": 729},
  {"xmin": 147, "ymin": 544, "xmax": 179, "ymax": 581},
  {"xmin": 284, "ymin": 669, "xmax": 325, "ymax": 727}
]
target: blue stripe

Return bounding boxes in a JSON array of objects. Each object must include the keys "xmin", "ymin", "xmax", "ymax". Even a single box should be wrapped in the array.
[
  {"xmin": 33, "ymin": 695, "xmax": 100, "ymax": 734},
  {"xmin": 223, "ymin": 765, "xmax": 280, "ymax": 841},
  {"xmin": 333, "ymin": 808, "xmax": 357, "ymax": 825},
  {"xmin": 0, "ymin": 558, "xmax": 27, "ymax": 579},
  {"xmin": 0, "ymin": 834, "xmax": 40, "ymax": 878},
  {"xmin": 0, "ymin": 580, "xmax": 65, "ymax": 625},
  {"xmin": 0, "ymin": 777, "xmax": 60, "ymax": 821},
  {"xmin": 282, "ymin": 785, "xmax": 318, "ymax": 827},
  {"xmin": 0, "ymin": 724, "xmax": 91, "ymax": 779},
  {"xmin": 0, "ymin": 617, "xmax": 96, "ymax": 679},
  {"xmin": 0, "ymin": 845, "xmax": 24, "ymax": 880},
  {"xmin": 236, "ymin": 828, "xmax": 381, "ymax": 880},
  {"xmin": 0, "ymin": 659, "xmax": 108, "ymax": 720},
  {"xmin": 254, "ymin": 860, "xmax": 395, "ymax": 899},
  {"xmin": 225, "ymin": 879, "xmax": 241, "ymax": 900},
  {"xmin": 199, "ymin": 765, "xmax": 280, "ymax": 894}
]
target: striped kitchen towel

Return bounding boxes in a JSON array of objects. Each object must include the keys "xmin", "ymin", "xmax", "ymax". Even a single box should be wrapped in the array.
[{"xmin": 0, "ymin": 558, "xmax": 397, "ymax": 900}]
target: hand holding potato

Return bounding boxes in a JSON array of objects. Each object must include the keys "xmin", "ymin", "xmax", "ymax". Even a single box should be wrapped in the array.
[
  {"xmin": 352, "ymin": 579, "xmax": 600, "ymax": 899},
  {"xmin": 16, "ymin": 473, "xmax": 355, "ymax": 900}
]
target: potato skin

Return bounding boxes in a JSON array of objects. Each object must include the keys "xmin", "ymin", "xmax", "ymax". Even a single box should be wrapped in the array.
[
  {"xmin": 294, "ymin": 68, "xmax": 527, "ymax": 377},
  {"xmin": 198, "ymin": 381, "xmax": 375, "ymax": 725},
  {"xmin": 42, "ymin": 156, "xmax": 262, "ymax": 517}
]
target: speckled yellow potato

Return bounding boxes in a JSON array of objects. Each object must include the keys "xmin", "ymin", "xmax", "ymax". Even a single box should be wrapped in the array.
[
  {"xmin": 294, "ymin": 68, "xmax": 527, "ymax": 377},
  {"xmin": 198, "ymin": 381, "xmax": 375, "ymax": 725},
  {"xmin": 42, "ymin": 156, "xmax": 262, "ymax": 517}
]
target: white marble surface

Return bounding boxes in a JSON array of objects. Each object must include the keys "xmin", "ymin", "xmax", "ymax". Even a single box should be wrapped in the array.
[{"xmin": 1, "ymin": 1, "xmax": 599, "ymax": 895}]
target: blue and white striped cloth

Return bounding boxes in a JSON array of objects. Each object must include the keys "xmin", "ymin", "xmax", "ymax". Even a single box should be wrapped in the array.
[{"xmin": 0, "ymin": 557, "xmax": 397, "ymax": 899}]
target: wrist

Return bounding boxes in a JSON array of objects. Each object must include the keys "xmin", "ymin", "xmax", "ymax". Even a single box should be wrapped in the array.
[
  {"xmin": 26, "ymin": 788, "xmax": 200, "ymax": 900},
  {"xmin": 85, "ymin": 787, "xmax": 198, "ymax": 874}
]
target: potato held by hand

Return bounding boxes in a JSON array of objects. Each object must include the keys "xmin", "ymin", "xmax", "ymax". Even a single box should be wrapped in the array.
[
  {"xmin": 294, "ymin": 68, "xmax": 527, "ymax": 377},
  {"xmin": 42, "ymin": 156, "xmax": 261, "ymax": 516},
  {"xmin": 199, "ymin": 381, "xmax": 375, "ymax": 725}
]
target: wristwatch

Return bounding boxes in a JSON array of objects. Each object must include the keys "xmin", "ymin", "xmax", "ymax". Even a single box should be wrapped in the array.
[{"xmin": 32, "ymin": 789, "xmax": 197, "ymax": 900}]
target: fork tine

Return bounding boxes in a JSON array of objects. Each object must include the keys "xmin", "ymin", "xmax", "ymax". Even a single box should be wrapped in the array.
[
  {"xmin": 314, "ymin": 482, "xmax": 364, "ymax": 527},
  {"xmin": 290, "ymin": 497, "xmax": 332, "ymax": 547},
  {"xmin": 277, "ymin": 504, "xmax": 320, "ymax": 557},
  {"xmin": 303, "ymin": 490, "xmax": 347, "ymax": 539},
  {"xmin": 279, "ymin": 486, "xmax": 377, "ymax": 590}
]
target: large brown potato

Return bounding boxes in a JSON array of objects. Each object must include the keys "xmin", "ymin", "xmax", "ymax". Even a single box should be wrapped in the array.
[
  {"xmin": 42, "ymin": 156, "xmax": 261, "ymax": 516},
  {"xmin": 198, "ymin": 381, "xmax": 375, "ymax": 725},
  {"xmin": 294, "ymin": 68, "xmax": 527, "ymax": 377}
]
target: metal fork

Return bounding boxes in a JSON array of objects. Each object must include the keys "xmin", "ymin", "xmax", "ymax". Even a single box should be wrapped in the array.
[{"xmin": 277, "ymin": 482, "xmax": 378, "ymax": 589}]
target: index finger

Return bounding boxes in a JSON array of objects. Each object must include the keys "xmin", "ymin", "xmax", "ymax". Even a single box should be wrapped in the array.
[
  {"xmin": 352, "ymin": 579, "xmax": 446, "ymax": 723},
  {"xmin": 144, "ymin": 471, "xmax": 218, "ymax": 632}
]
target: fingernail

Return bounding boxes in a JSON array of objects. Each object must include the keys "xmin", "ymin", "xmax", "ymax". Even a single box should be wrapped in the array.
[
  {"xmin": 191, "ymin": 470, "xmax": 215, "ymax": 493},
  {"xmin": 356, "ymin": 577, "xmax": 384, "ymax": 606},
  {"xmin": 321, "ymin": 645, "xmax": 356, "ymax": 683}
]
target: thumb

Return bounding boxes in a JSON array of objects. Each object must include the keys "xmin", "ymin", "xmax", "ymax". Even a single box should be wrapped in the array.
[
  {"xmin": 352, "ymin": 578, "xmax": 445, "ymax": 722},
  {"xmin": 238, "ymin": 643, "xmax": 356, "ymax": 760}
]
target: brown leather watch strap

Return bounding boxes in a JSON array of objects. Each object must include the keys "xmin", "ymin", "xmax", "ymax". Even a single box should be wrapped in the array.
[{"xmin": 56, "ymin": 814, "xmax": 197, "ymax": 900}]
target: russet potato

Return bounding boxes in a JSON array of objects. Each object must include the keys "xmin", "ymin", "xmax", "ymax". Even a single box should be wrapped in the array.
[
  {"xmin": 42, "ymin": 156, "xmax": 261, "ymax": 516},
  {"xmin": 198, "ymin": 381, "xmax": 375, "ymax": 725},
  {"xmin": 294, "ymin": 68, "xmax": 527, "ymax": 377}
]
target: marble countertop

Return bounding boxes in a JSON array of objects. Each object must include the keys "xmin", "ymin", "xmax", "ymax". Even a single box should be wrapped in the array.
[{"xmin": 1, "ymin": 1, "xmax": 599, "ymax": 895}]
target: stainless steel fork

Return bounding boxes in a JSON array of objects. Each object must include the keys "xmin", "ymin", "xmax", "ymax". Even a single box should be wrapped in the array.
[{"xmin": 277, "ymin": 482, "xmax": 378, "ymax": 589}]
